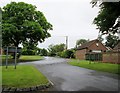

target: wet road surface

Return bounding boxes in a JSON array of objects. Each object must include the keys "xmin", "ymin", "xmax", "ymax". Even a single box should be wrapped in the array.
[{"xmin": 19, "ymin": 57, "xmax": 119, "ymax": 91}]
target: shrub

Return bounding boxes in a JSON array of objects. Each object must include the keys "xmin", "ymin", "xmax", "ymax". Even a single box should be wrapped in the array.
[
  {"xmin": 56, "ymin": 52, "xmax": 62, "ymax": 57},
  {"xmin": 40, "ymin": 48, "xmax": 48, "ymax": 56},
  {"xmin": 60, "ymin": 50, "xmax": 75, "ymax": 58},
  {"xmin": 48, "ymin": 52, "xmax": 56, "ymax": 56},
  {"xmin": 22, "ymin": 50, "xmax": 36, "ymax": 55}
]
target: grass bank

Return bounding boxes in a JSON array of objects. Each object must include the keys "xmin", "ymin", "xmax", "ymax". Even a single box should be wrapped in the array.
[
  {"xmin": 68, "ymin": 59, "xmax": 120, "ymax": 75},
  {"xmin": 2, "ymin": 65, "xmax": 49, "ymax": 88},
  {"xmin": 2, "ymin": 55, "xmax": 44, "ymax": 63},
  {"xmin": 19, "ymin": 55, "xmax": 44, "ymax": 62}
]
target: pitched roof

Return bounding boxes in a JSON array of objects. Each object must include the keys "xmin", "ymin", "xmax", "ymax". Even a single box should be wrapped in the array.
[
  {"xmin": 113, "ymin": 41, "xmax": 120, "ymax": 50},
  {"xmin": 106, "ymin": 47, "xmax": 113, "ymax": 51},
  {"xmin": 76, "ymin": 39, "xmax": 99, "ymax": 50}
]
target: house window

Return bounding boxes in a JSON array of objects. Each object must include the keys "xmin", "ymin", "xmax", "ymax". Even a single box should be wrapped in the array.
[{"xmin": 92, "ymin": 50, "xmax": 101, "ymax": 53}]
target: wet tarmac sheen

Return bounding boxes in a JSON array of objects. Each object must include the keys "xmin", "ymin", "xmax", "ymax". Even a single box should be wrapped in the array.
[{"xmin": 19, "ymin": 57, "xmax": 119, "ymax": 91}]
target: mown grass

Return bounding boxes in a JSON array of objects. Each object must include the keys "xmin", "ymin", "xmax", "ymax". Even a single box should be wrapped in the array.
[
  {"xmin": 68, "ymin": 59, "xmax": 120, "ymax": 75},
  {"xmin": 0, "ymin": 66, "xmax": 2, "ymax": 86},
  {"xmin": 2, "ymin": 55, "xmax": 43, "ymax": 63},
  {"xmin": 2, "ymin": 65, "xmax": 49, "ymax": 88},
  {"xmin": 19, "ymin": 55, "xmax": 43, "ymax": 62}
]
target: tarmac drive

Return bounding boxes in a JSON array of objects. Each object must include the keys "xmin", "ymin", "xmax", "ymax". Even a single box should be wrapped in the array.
[{"xmin": 19, "ymin": 57, "xmax": 119, "ymax": 91}]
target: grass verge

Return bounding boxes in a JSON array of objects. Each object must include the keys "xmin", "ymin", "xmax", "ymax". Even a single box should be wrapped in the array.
[
  {"xmin": 68, "ymin": 59, "xmax": 120, "ymax": 75},
  {"xmin": 2, "ymin": 65, "xmax": 49, "ymax": 88},
  {"xmin": 2, "ymin": 55, "xmax": 44, "ymax": 63},
  {"xmin": 19, "ymin": 55, "xmax": 44, "ymax": 62}
]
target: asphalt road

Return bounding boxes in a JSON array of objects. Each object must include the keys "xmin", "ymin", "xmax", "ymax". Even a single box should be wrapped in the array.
[{"xmin": 19, "ymin": 57, "xmax": 119, "ymax": 91}]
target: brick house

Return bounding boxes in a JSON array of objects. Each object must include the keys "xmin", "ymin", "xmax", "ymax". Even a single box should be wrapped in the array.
[{"xmin": 75, "ymin": 39, "xmax": 107, "ymax": 60}]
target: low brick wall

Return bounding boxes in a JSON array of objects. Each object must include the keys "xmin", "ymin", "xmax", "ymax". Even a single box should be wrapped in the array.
[
  {"xmin": 75, "ymin": 49, "xmax": 86, "ymax": 60},
  {"xmin": 102, "ymin": 51, "xmax": 120, "ymax": 64}
]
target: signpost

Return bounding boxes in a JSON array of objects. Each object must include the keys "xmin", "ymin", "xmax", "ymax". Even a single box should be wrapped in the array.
[
  {"xmin": 14, "ymin": 47, "xmax": 17, "ymax": 69},
  {"xmin": 3, "ymin": 47, "xmax": 21, "ymax": 69},
  {"xmin": 5, "ymin": 47, "xmax": 8, "ymax": 69}
]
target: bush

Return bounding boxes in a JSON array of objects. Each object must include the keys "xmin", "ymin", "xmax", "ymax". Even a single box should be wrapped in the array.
[
  {"xmin": 22, "ymin": 50, "xmax": 36, "ymax": 55},
  {"xmin": 47, "ymin": 44, "xmax": 65, "ymax": 57},
  {"xmin": 60, "ymin": 50, "xmax": 75, "ymax": 58},
  {"xmin": 39, "ymin": 48, "xmax": 48, "ymax": 56},
  {"xmin": 48, "ymin": 52, "xmax": 56, "ymax": 56},
  {"xmin": 11, "ymin": 53, "xmax": 21, "ymax": 59},
  {"xmin": 56, "ymin": 52, "xmax": 62, "ymax": 57}
]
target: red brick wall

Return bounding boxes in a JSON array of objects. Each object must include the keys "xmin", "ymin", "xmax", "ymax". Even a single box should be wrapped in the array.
[
  {"xmin": 75, "ymin": 49, "xmax": 87, "ymax": 60},
  {"xmin": 103, "ymin": 52, "xmax": 120, "ymax": 64}
]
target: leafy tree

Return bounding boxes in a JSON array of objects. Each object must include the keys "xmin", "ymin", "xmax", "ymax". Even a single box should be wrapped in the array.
[
  {"xmin": 38, "ymin": 48, "xmax": 48, "ymax": 56},
  {"xmin": 48, "ymin": 44, "xmax": 57, "ymax": 56},
  {"xmin": 60, "ymin": 49, "xmax": 75, "ymax": 58},
  {"xmin": 92, "ymin": 1, "xmax": 120, "ymax": 34},
  {"xmin": 97, "ymin": 35, "xmax": 104, "ymax": 42},
  {"xmin": 54, "ymin": 44, "xmax": 65, "ymax": 52},
  {"xmin": 23, "ymin": 41, "xmax": 38, "ymax": 50},
  {"xmin": 105, "ymin": 34, "xmax": 119, "ymax": 48},
  {"xmin": 22, "ymin": 41, "xmax": 38, "ymax": 55},
  {"xmin": 2, "ymin": 2, "xmax": 52, "ymax": 47},
  {"xmin": 48, "ymin": 44, "xmax": 65, "ymax": 56},
  {"xmin": 0, "ymin": 8, "xmax": 2, "ymax": 48},
  {"xmin": 76, "ymin": 39, "xmax": 89, "ymax": 48},
  {"xmin": 36, "ymin": 48, "xmax": 42, "ymax": 55}
]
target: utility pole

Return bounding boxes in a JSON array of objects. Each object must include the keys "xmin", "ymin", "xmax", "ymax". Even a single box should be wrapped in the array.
[{"xmin": 65, "ymin": 36, "xmax": 68, "ymax": 50}]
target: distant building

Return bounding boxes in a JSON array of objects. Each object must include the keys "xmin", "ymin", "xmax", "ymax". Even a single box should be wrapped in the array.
[{"xmin": 75, "ymin": 39, "xmax": 107, "ymax": 60}]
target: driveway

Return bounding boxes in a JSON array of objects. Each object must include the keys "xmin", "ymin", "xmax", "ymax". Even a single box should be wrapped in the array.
[{"xmin": 19, "ymin": 57, "xmax": 119, "ymax": 91}]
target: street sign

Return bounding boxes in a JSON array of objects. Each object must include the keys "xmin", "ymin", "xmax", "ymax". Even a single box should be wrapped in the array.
[
  {"xmin": 3, "ymin": 47, "xmax": 22, "ymax": 69},
  {"xmin": 3, "ymin": 47, "xmax": 21, "ymax": 53}
]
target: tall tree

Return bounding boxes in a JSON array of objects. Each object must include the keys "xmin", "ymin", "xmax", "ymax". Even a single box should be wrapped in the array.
[
  {"xmin": 92, "ymin": 1, "xmax": 120, "ymax": 34},
  {"xmin": 40, "ymin": 48, "xmax": 48, "ymax": 56},
  {"xmin": 97, "ymin": 35, "xmax": 104, "ymax": 42},
  {"xmin": 22, "ymin": 41, "xmax": 38, "ymax": 50},
  {"xmin": 0, "ymin": 8, "xmax": 1, "ymax": 48},
  {"xmin": 76, "ymin": 39, "xmax": 89, "ymax": 48},
  {"xmin": 22, "ymin": 40, "xmax": 38, "ymax": 55},
  {"xmin": 105, "ymin": 34, "xmax": 119, "ymax": 48},
  {"xmin": 48, "ymin": 44, "xmax": 65, "ymax": 56},
  {"xmin": 2, "ymin": 2, "xmax": 52, "ymax": 47}
]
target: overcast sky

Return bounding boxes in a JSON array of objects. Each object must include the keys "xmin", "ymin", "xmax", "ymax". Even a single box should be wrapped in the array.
[{"xmin": 1, "ymin": 0, "xmax": 100, "ymax": 49}]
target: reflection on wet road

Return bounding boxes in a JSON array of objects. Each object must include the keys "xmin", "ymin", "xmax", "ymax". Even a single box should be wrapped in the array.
[
  {"xmin": 19, "ymin": 57, "xmax": 68, "ymax": 65},
  {"xmin": 19, "ymin": 57, "xmax": 119, "ymax": 91}
]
